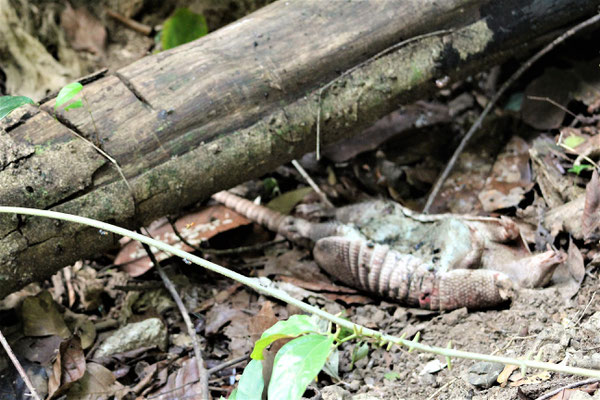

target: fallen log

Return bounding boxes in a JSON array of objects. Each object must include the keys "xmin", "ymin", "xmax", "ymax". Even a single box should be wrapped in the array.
[{"xmin": 0, "ymin": 0, "xmax": 596, "ymax": 298}]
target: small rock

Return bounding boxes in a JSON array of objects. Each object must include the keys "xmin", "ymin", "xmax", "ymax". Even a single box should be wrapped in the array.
[
  {"xmin": 392, "ymin": 307, "xmax": 408, "ymax": 322},
  {"xmin": 322, "ymin": 385, "xmax": 351, "ymax": 400},
  {"xmin": 529, "ymin": 320, "xmax": 545, "ymax": 333},
  {"xmin": 352, "ymin": 394, "xmax": 382, "ymax": 400},
  {"xmin": 573, "ymin": 353, "xmax": 600, "ymax": 369},
  {"xmin": 582, "ymin": 311, "xmax": 600, "ymax": 332},
  {"xmin": 371, "ymin": 309, "xmax": 387, "ymax": 326},
  {"xmin": 440, "ymin": 307, "xmax": 468, "ymax": 326},
  {"xmin": 449, "ymin": 93, "xmax": 474, "ymax": 117},
  {"xmin": 94, "ymin": 318, "xmax": 167, "ymax": 358},
  {"xmin": 467, "ymin": 361, "xmax": 504, "ymax": 389},
  {"xmin": 170, "ymin": 333, "xmax": 192, "ymax": 347},
  {"xmin": 419, "ymin": 372, "xmax": 436, "ymax": 386},
  {"xmin": 518, "ymin": 325, "xmax": 529, "ymax": 336},
  {"xmin": 538, "ymin": 343, "xmax": 565, "ymax": 363},
  {"xmin": 420, "ymin": 359, "xmax": 446, "ymax": 375},
  {"xmin": 570, "ymin": 391, "xmax": 593, "ymax": 400},
  {"xmin": 349, "ymin": 380, "xmax": 361, "ymax": 391}
]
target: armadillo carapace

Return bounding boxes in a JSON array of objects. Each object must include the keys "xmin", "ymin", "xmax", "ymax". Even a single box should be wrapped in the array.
[{"xmin": 212, "ymin": 191, "xmax": 564, "ymax": 310}]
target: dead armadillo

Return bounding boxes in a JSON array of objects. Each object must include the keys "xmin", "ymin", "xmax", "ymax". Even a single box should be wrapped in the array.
[{"xmin": 212, "ymin": 191, "xmax": 564, "ymax": 310}]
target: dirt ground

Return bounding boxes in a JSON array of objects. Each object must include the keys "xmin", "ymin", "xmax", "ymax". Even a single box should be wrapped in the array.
[{"xmin": 1, "ymin": 1, "xmax": 599, "ymax": 400}]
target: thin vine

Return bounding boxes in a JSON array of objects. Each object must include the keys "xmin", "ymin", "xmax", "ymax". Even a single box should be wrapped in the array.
[{"xmin": 1, "ymin": 205, "xmax": 599, "ymax": 379}]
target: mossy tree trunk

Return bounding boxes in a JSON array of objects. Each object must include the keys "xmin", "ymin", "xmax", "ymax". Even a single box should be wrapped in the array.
[{"xmin": 0, "ymin": 0, "xmax": 596, "ymax": 298}]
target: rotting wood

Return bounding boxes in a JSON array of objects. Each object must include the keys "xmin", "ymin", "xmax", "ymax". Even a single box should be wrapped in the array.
[{"xmin": 0, "ymin": 0, "xmax": 597, "ymax": 298}]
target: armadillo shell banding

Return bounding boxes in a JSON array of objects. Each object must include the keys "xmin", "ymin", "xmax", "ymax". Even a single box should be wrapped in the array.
[{"xmin": 313, "ymin": 237, "xmax": 514, "ymax": 310}]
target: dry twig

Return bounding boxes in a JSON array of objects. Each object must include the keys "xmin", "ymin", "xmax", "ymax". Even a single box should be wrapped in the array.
[
  {"xmin": 138, "ymin": 229, "xmax": 209, "ymax": 400},
  {"xmin": 207, "ymin": 354, "xmax": 250, "ymax": 375},
  {"xmin": 423, "ymin": 13, "xmax": 600, "ymax": 213},
  {"xmin": 105, "ymin": 8, "xmax": 153, "ymax": 35},
  {"xmin": 535, "ymin": 378, "xmax": 600, "ymax": 400},
  {"xmin": 0, "ymin": 329, "xmax": 42, "ymax": 400},
  {"xmin": 167, "ymin": 216, "xmax": 286, "ymax": 255},
  {"xmin": 291, "ymin": 159, "xmax": 334, "ymax": 208}
]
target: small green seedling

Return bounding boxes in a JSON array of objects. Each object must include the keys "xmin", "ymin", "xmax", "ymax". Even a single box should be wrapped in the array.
[
  {"xmin": 568, "ymin": 163, "xmax": 594, "ymax": 175},
  {"xmin": 0, "ymin": 95, "xmax": 34, "ymax": 121},
  {"xmin": 161, "ymin": 8, "xmax": 208, "ymax": 50},
  {"xmin": 350, "ymin": 341, "xmax": 369, "ymax": 369},
  {"xmin": 55, "ymin": 82, "xmax": 83, "ymax": 111},
  {"xmin": 262, "ymin": 177, "xmax": 281, "ymax": 197},
  {"xmin": 230, "ymin": 312, "xmax": 398, "ymax": 400},
  {"xmin": 383, "ymin": 371, "xmax": 401, "ymax": 381},
  {"xmin": 230, "ymin": 314, "xmax": 334, "ymax": 400},
  {"xmin": 0, "ymin": 81, "xmax": 83, "ymax": 124},
  {"xmin": 0, "ymin": 82, "xmax": 132, "ymax": 197}
]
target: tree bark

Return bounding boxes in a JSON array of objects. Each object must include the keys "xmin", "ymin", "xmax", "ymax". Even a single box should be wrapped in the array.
[{"xmin": 0, "ymin": 0, "xmax": 596, "ymax": 298}]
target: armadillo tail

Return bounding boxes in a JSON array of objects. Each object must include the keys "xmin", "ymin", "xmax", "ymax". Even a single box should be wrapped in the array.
[{"xmin": 212, "ymin": 191, "xmax": 287, "ymax": 233}]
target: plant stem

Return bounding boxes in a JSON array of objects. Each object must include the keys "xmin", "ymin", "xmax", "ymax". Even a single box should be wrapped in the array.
[
  {"xmin": 1, "ymin": 206, "xmax": 600, "ymax": 378},
  {"xmin": 0, "ymin": 329, "xmax": 42, "ymax": 400}
]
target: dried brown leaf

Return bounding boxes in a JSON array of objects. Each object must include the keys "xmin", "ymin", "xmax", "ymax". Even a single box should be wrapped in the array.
[
  {"xmin": 60, "ymin": 3, "xmax": 106, "ymax": 55},
  {"xmin": 153, "ymin": 357, "xmax": 204, "ymax": 399},
  {"xmin": 22, "ymin": 291, "xmax": 71, "ymax": 338},
  {"xmin": 65, "ymin": 362, "xmax": 128, "ymax": 399},
  {"xmin": 277, "ymin": 275, "xmax": 360, "ymax": 294},
  {"xmin": 0, "ymin": 282, "xmax": 41, "ymax": 311},
  {"xmin": 497, "ymin": 364, "xmax": 519, "ymax": 387},
  {"xmin": 583, "ymin": 168, "xmax": 600, "ymax": 241},
  {"xmin": 276, "ymin": 275, "xmax": 374, "ymax": 304},
  {"xmin": 204, "ymin": 304, "xmax": 245, "ymax": 336},
  {"xmin": 548, "ymin": 382, "xmax": 600, "ymax": 400},
  {"xmin": 115, "ymin": 205, "xmax": 250, "ymax": 276},
  {"xmin": 509, "ymin": 370, "xmax": 551, "ymax": 387},
  {"xmin": 48, "ymin": 336, "xmax": 86, "ymax": 398},
  {"xmin": 568, "ymin": 238, "xmax": 585, "ymax": 282},
  {"xmin": 249, "ymin": 301, "xmax": 280, "ymax": 343},
  {"xmin": 322, "ymin": 103, "xmax": 450, "ymax": 163},
  {"xmin": 478, "ymin": 137, "xmax": 533, "ymax": 212},
  {"xmin": 522, "ymin": 68, "xmax": 575, "ymax": 130}
]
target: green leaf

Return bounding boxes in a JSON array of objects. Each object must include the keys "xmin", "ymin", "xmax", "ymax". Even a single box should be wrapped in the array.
[
  {"xmin": 251, "ymin": 315, "xmax": 318, "ymax": 360},
  {"xmin": 384, "ymin": 371, "xmax": 401, "ymax": 381},
  {"xmin": 351, "ymin": 341, "xmax": 369, "ymax": 366},
  {"xmin": 162, "ymin": 8, "xmax": 208, "ymax": 50},
  {"xmin": 0, "ymin": 95, "xmax": 34, "ymax": 121},
  {"xmin": 227, "ymin": 389, "xmax": 237, "ymax": 400},
  {"xmin": 568, "ymin": 164, "xmax": 594, "ymax": 175},
  {"xmin": 322, "ymin": 348, "xmax": 340, "ymax": 381},
  {"xmin": 563, "ymin": 135, "xmax": 585, "ymax": 149},
  {"xmin": 263, "ymin": 177, "xmax": 280, "ymax": 197},
  {"xmin": 64, "ymin": 99, "xmax": 83, "ymax": 111},
  {"xmin": 55, "ymin": 82, "xmax": 83, "ymax": 110},
  {"xmin": 268, "ymin": 334, "xmax": 335, "ymax": 400},
  {"xmin": 267, "ymin": 187, "xmax": 314, "ymax": 214},
  {"xmin": 236, "ymin": 359, "xmax": 263, "ymax": 400}
]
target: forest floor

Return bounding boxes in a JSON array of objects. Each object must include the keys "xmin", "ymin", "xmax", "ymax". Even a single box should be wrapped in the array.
[{"xmin": 1, "ymin": 2, "xmax": 599, "ymax": 400}]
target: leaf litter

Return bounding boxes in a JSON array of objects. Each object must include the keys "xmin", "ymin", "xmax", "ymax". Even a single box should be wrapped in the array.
[{"xmin": 1, "ymin": 5, "xmax": 600, "ymax": 400}]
